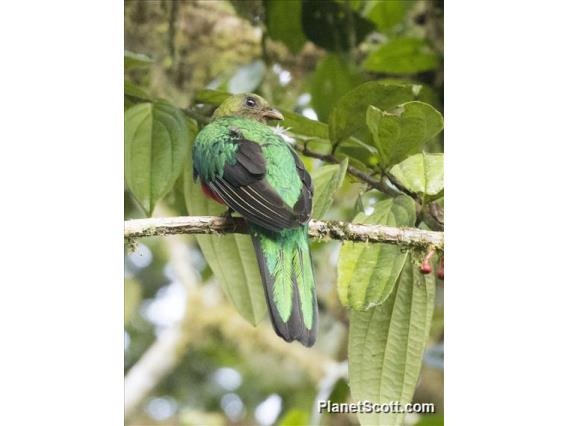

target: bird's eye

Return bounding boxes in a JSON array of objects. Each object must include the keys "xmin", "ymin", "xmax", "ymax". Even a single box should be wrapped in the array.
[{"xmin": 245, "ymin": 97, "xmax": 257, "ymax": 107}]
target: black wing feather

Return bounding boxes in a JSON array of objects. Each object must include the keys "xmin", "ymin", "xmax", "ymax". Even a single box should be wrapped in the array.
[
  {"xmin": 208, "ymin": 137, "xmax": 308, "ymax": 232},
  {"xmin": 222, "ymin": 139, "xmax": 265, "ymax": 186},
  {"xmin": 289, "ymin": 147, "xmax": 313, "ymax": 224},
  {"xmin": 210, "ymin": 178, "xmax": 295, "ymax": 231}
]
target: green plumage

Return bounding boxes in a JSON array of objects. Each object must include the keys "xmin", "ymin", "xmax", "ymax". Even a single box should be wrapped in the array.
[
  {"xmin": 251, "ymin": 225, "xmax": 314, "ymax": 329},
  {"xmin": 192, "ymin": 94, "xmax": 317, "ymax": 346},
  {"xmin": 195, "ymin": 117, "xmax": 302, "ymax": 204}
]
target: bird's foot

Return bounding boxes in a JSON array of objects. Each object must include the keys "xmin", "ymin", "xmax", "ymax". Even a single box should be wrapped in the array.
[
  {"xmin": 222, "ymin": 207, "xmax": 239, "ymax": 231},
  {"xmin": 222, "ymin": 207, "xmax": 234, "ymax": 220}
]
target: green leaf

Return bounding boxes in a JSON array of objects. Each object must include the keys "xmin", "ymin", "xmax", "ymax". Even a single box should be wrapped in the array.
[
  {"xmin": 364, "ymin": 0, "xmax": 414, "ymax": 33},
  {"xmin": 335, "ymin": 138, "xmax": 380, "ymax": 167},
  {"xmin": 280, "ymin": 110, "xmax": 329, "ymax": 140},
  {"xmin": 278, "ymin": 409, "xmax": 310, "ymax": 426},
  {"xmin": 338, "ymin": 195, "xmax": 415, "ymax": 310},
  {"xmin": 328, "ymin": 377, "xmax": 350, "ymax": 403},
  {"xmin": 350, "ymin": 0, "xmax": 363, "ymax": 10},
  {"xmin": 125, "ymin": 101, "xmax": 193, "ymax": 216},
  {"xmin": 337, "ymin": 0, "xmax": 363, "ymax": 11},
  {"xmin": 374, "ymin": 78, "xmax": 442, "ymax": 110},
  {"xmin": 328, "ymin": 81, "xmax": 417, "ymax": 144},
  {"xmin": 302, "ymin": 0, "xmax": 375, "ymax": 52},
  {"xmin": 367, "ymin": 101, "xmax": 443, "ymax": 168},
  {"xmin": 194, "ymin": 89, "xmax": 231, "ymax": 105},
  {"xmin": 310, "ymin": 54, "xmax": 362, "ymax": 122},
  {"xmin": 124, "ymin": 80, "xmax": 152, "ymax": 102},
  {"xmin": 311, "ymin": 159, "xmax": 348, "ymax": 219},
  {"xmin": 194, "ymin": 89, "xmax": 329, "ymax": 140},
  {"xmin": 124, "ymin": 50, "xmax": 153, "ymax": 70},
  {"xmin": 363, "ymin": 37, "xmax": 439, "ymax": 74},
  {"xmin": 183, "ymin": 143, "xmax": 267, "ymax": 326},
  {"xmin": 348, "ymin": 255, "xmax": 436, "ymax": 426},
  {"xmin": 390, "ymin": 153, "xmax": 444, "ymax": 196},
  {"xmin": 265, "ymin": 0, "xmax": 306, "ymax": 54}
]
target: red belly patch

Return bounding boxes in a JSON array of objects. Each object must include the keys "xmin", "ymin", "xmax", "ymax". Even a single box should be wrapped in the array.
[{"xmin": 201, "ymin": 182, "xmax": 225, "ymax": 205}]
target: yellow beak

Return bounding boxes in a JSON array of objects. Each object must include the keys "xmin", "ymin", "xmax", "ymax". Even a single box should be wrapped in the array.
[{"xmin": 262, "ymin": 108, "xmax": 284, "ymax": 121}]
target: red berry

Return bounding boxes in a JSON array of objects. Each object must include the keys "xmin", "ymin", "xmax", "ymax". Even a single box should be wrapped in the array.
[
  {"xmin": 420, "ymin": 248, "xmax": 435, "ymax": 274},
  {"xmin": 420, "ymin": 262, "xmax": 432, "ymax": 274}
]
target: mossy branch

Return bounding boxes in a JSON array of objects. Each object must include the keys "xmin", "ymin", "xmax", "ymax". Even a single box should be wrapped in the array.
[{"xmin": 124, "ymin": 216, "xmax": 444, "ymax": 251}]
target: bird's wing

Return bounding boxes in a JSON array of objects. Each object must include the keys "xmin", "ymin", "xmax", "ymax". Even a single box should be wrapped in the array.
[
  {"xmin": 207, "ymin": 137, "xmax": 304, "ymax": 232},
  {"xmin": 288, "ymin": 146, "xmax": 313, "ymax": 224}
]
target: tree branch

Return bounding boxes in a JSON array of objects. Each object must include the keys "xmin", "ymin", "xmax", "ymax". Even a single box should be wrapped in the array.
[
  {"xmin": 292, "ymin": 144, "xmax": 400, "ymax": 197},
  {"xmin": 124, "ymin": 216, "xmax": 444, "ymax": 251},
  {"xmin": 383, "ymin": 169, "xmax": 419, "ymax": 198}
]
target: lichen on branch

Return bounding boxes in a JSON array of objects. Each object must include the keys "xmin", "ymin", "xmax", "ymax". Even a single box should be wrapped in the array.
[{"xmin": 124, "ymin": 215, "xmax": 444, "ymax": 251}]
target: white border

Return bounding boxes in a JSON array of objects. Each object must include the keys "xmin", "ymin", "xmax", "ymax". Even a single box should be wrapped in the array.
[
  {"xmin": 446, "ymin": 2, "xmax": 568, "ymax": 424},
  {"xmin": 0, "ymin": 1, "xmax": 124, "ymax": 424}
]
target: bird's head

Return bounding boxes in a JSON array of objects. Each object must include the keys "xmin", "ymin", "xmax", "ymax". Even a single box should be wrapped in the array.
[{"xmin": 212, "ymin": 93, "xmax": 284, "ymax": 123}]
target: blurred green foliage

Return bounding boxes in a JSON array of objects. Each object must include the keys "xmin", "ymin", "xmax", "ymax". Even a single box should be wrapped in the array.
[{"xmin": 125, "ymin": 1, "xmax": 444, "ymax": 425}]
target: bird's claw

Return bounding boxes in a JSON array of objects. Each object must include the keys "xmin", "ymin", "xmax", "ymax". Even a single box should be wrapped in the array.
[{"xmin": 222, "ymin": 208, "xmax": 234, "ymax": 220}]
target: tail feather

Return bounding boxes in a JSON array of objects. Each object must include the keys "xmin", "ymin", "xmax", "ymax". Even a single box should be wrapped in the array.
[{"xmin": 251, "ymin": 225, "xmax": 317, "ymax": 347}]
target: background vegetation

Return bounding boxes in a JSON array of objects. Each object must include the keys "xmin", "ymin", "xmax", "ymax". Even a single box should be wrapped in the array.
[{"xmin": 125, "ymin": 1, "xmax": 444, "ymax": 425}]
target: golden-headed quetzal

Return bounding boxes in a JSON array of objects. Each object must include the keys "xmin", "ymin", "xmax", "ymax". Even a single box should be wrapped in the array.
[{"xmin": 192, "ymin": 94, "xmax": 317, "ymax": 346}]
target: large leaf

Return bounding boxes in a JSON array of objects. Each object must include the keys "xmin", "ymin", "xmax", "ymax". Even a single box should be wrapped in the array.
[
  {"xmin": 125, "ymin": 101, "xmax": 192, "ymax": 216},
  {"xmin": 183, "ymin": 144, "xmax": 267, "ymax": 325},
  {"xmin": 373, "ymin": 78, "xmax": 442, "ymax": 110},
  {"xmin": 265, "ymin": 0, "xmax": 306, "ymax": 54},
  {"xmin": 367, "ymin": 101, "xmax": 443, "ymax": 168},
  {"xmin": 310, "ymin": 54, "xmax": 362, "ymax": 123},
  {"xmin": 390, "ymin": 153, "xmax": 444, "ymax": 197},
  {"xmin": 194, "ymin": 89, "xmax": 328, "ymax": 139},
  {"xmin": 311, "ymin": 159, "xmax": 348, "ymax": 219},
  {"xmin": 328, "ymin": 81, "xmax": 417, "ymax": 144},
  {"xmin": 302, "ymin": 0, "xmax": 375, "ymax": 52},
  {"xmin": 363, "ymin": 37, "xmax": 439, "ymax": 74},
  {"xmin": 364, "ymin": 0, "xmax": 414, "ymax": 33},
  {"xmin": 338, "ymin": 195, "xmax": 415, "ymax": 310},
  {"xmin": 348, "ymin": 255, "xmax": 436, "ymax": 426}
]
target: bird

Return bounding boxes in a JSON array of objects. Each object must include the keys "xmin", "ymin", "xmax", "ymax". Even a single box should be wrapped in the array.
[{"xmin": 192, "ymin": 93, "xmax": 317, "ymax": 347}]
